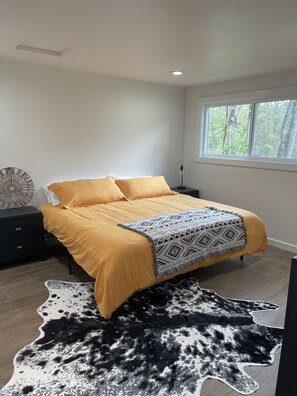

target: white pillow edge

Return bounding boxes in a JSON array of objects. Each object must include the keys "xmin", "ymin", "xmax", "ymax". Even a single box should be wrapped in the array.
[
  {"xmin": 108, "ymin": 175, "xmax": 152, "ymax": 180},
  {"xmin": 43, "ymin": 185, "xmax": 60, "ymax": 206}
]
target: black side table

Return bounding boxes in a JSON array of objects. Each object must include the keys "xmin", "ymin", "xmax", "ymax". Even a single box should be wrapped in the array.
[
  {"xmin": 171, "ymin": 187, "xmax": 200, "ymax": 198},
  {"xmin": 0, "ymin": 206, "xmax": 45, "ymax": 265}
]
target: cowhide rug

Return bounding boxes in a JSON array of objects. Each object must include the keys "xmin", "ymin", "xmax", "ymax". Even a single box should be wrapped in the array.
[{"xmin": 0, "ymin": 279, "xmax": 282, "ymax": 396}]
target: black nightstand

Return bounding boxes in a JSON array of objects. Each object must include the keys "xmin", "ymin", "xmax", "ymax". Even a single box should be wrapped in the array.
[
  {"xmin": 0, "ymin": 206, "xmax": 45, "ymax": 265},
  {"xmin": 171, "ymin": 187, "xmax": 200, "ymax": 198}
]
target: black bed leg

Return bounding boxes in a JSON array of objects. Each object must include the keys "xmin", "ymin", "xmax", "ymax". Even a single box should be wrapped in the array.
[
  {"xmin": 68, "ymin": 253, "xmax": 72, "ymax": 275},
  {"xmin": 240, "ymin": 255, "xmax": 244, "ymax": 261}
]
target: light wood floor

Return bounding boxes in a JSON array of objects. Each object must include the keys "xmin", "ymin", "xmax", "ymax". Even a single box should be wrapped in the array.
[{"xmin": 0, "ymin": 245, "xmax": 293, "ymax": 395}]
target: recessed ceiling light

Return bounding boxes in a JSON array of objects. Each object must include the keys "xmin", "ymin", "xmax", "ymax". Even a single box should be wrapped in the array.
[
  {"xmin": 15, "ymin": 44, "xmax": 71, "ymax": 57},
  {"xmin": 171, "ymin": 70, "xmax": 184, "ymax": 76}
]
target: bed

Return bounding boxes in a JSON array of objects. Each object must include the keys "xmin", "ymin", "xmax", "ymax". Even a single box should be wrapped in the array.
[{"xmin": 40, "ymin": 176, "xmax": 267, "ymax": 319}]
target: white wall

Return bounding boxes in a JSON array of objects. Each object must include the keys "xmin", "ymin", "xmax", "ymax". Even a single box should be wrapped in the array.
[
  {"xmin": 1, "ymin": 58, "xmax": 296, "ymax": 251},
  {"xmin": 184, "ymin": 70, "xmax": 297, "ymax": 252},
  {"xmin": 0, "ymin": 58, "xmax": 185, "ymax": 204}
]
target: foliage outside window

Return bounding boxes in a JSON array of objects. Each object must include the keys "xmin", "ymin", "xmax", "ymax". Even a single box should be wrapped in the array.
[{"xmin": 203, "ymin": 99, "xmax": 297, "ymax": 161}]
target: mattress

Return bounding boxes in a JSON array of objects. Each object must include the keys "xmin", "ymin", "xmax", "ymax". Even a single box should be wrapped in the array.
[{"xmin": 40, "ymin": 194, "xmax": 267, "ymax": 319}]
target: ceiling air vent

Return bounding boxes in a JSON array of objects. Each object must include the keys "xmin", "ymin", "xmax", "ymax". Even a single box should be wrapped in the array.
[{"xmin": 15, "ymin": 44, "xmax": 71, "ymax": 57}]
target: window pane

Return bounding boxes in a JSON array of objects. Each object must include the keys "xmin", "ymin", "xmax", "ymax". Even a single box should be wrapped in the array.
[
  {"xmin": 205, "ymin": 104, "xmax": 251, "ymax": 156},
  {"xmin": 252, "ymin": 100, "xmax": 297, "ymax": 159}
]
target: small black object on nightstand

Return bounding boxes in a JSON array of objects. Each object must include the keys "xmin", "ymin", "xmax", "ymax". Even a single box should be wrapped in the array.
[
  {"xmin": 0, "ymin": 206, "xmax": 45, "ymax": 265},
  {"xmin": 171, "ymin": 187, "xmax": 200, "ymax": 198}
]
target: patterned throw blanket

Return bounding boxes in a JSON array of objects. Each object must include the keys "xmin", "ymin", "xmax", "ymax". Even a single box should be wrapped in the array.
[{"xmin": 119, "ymin": 207, "xmax": 246, "ymax": 278}]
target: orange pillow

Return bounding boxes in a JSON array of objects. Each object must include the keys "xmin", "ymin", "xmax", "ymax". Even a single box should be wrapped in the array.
[
  {"xmin": 115, "ymin": 176, "xmax": 174, "ymax": 201},
  {"xmin": 48, "ymin": 177, "xmax": 125, "ymax": 208}
]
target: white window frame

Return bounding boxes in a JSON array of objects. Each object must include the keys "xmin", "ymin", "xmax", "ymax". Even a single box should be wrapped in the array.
[{"xmin": 196, "ymin": 86, "xmax": 297, "ymax": 172}]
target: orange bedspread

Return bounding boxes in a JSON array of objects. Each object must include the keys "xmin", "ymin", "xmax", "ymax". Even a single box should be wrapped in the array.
[{"xmin": 40, "ymin": 195, "xmax": 267, "ymax": 319}]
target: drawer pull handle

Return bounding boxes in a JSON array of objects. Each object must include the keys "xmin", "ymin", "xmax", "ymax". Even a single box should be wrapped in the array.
[
  {"xmin": 17, "ymin": 245, "xmax": 23, "ymax": 250},
  {"xmin": 16, "ymin": 227, "xmax": 22, "ymax": 231}
]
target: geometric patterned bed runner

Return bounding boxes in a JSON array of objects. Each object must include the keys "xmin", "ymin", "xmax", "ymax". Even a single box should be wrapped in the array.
[{"xmin": 119, "ymin": 207, "xmax": 246, "ymax": 278}]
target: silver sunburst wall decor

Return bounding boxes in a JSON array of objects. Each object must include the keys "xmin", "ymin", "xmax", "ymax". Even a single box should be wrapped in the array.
[{"xmin": 0, "ymin": 167, "xmax": 34, "ymax": 209}]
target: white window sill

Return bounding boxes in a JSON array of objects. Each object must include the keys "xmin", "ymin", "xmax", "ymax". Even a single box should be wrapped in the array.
[{"xmin": 196, "ymin": 156, "xmax": 297, "ymax": 173}]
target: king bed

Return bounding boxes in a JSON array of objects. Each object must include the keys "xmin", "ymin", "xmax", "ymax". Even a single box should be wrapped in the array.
[{"xmin": 40, "ymin": 176, "xmax": 267, "ymax": 319}]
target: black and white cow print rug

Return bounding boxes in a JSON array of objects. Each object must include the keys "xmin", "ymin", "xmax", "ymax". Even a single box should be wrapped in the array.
[{"xmin": 0, "ymin": 279, "xmax": 282, "ymax": 396}]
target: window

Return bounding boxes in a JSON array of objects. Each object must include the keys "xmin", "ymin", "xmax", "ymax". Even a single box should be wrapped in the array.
[{"xmin": 202, "ymin": 99, "xmax": 297, "ymax": 162}]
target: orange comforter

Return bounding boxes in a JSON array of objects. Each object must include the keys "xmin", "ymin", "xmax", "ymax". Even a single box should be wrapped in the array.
[{"xmin": 40, "ymin": 195, "xmax": 267, "ymax": 319}]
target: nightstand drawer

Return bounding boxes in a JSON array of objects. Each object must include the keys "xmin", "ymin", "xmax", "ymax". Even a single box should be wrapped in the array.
[
  {"xmin": 0, "ymin": 237, "xmax": 40, "ymax": 263},
  {"xmin": 0, "ymin": 217, "xmax": 40, "ymax": 242}
]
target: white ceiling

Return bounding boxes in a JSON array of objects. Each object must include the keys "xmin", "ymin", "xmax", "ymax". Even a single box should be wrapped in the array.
[{"xmin": 1, "ymin": 0, "xmax": 297, "ymax": 87}]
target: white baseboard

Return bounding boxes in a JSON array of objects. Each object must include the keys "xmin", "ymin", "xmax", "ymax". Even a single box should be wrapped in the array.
[{"xmin": 268, "ymin": 238, "xmax": 297, "ymax": 254}]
